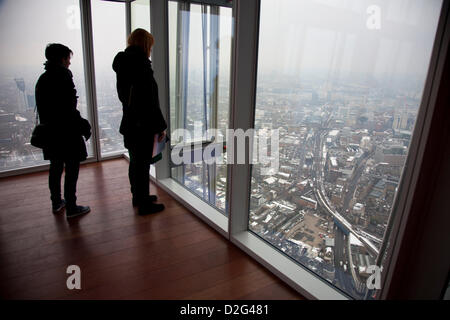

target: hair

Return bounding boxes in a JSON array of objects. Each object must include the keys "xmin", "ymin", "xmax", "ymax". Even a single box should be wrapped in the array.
[
  {"xmin": 127, "ymin": 28, "xmax": 154, "ymax": 58},
  {"xmin": 45, "ymin": 43, "xmax": 73, "ymax": 63}
]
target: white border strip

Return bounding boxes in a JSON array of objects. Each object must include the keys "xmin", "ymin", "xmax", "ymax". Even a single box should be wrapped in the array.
[{"xmin": 231, "ymin": 231, "xmax": 349, "ymax": 300}]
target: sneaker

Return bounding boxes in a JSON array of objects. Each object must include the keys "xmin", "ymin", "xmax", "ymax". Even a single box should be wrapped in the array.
[
  {"xmin": 66, "ymin": 205, "xmax": 90, "ymax": 219},
  {"xmin": 52, "ymin": 199, "xmax": 66, "ymax": 213},
  {"xmin": 138, "ymin": 203, "xmax": 165, "ymax": 216},
  {"xmin": 132, "ymin": 195, "xmax": 157, "ymax": 207}
]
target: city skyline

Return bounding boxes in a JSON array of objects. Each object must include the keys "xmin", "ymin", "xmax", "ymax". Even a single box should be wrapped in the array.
[{"xmin": 249, "ymin": 75, "xmax": 419, "ymax": 298}]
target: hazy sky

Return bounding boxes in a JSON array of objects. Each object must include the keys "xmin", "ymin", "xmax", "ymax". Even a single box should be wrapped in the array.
[
  {"xmin": 0, "ymin": 0, "xmax": 85, "ymax": 71},
  {"xmin": 258, "ymin": 0, "xmax": 442, "ymax": 80},
  {"xmin": 0, "ymin": 0, "xmax": 126, "ymax": 77},
  {"xmin": 0, "ymin": 0, "xmax": 443, "ymax": 84}
]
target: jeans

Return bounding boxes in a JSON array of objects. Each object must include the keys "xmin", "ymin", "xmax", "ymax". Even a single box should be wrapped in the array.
[
  {"xmin": 49, "ymin": 159, "xmax": 80, "ymax": 207},
  {"xmin": 128, "ymin": 150, "xmax": 151, "ymax": 202}
]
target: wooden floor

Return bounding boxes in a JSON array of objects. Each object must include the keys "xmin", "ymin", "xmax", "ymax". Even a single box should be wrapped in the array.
[{"xmin": 0, "ymin": 159, "xmax": 304, "ymax": 300}]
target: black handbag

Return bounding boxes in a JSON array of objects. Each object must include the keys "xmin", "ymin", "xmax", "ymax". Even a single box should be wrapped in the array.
[
  {"xmin": 30, "ymin": 124, "xmax": 49, "ymax": 149},
  {"xmin": 30, "ymin": 108, "xmax": 49, "ymax": 149}
]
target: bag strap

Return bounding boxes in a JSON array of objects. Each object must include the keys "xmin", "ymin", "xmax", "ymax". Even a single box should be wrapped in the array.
[
  {"xmin": 34, "ymin": 105, "xmax": 39, "ymax": 126},
  {"xmin": 127, "ymin": 85, "xmax": 134, "ymax": 109}
]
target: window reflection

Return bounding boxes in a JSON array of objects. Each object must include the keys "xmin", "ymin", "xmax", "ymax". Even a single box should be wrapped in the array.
[{"xmin": 169, "ymin": 1, "xmax": 232, "ymax": 213}]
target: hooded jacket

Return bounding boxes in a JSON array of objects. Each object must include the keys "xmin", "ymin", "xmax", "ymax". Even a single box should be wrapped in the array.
[
  {"xmin": 112, "ymin": 45, "xmax": 167, "ymax": 155},
  {"xmin": 35, "ymin": 61, "xmax": 90, "ymax": 161}
]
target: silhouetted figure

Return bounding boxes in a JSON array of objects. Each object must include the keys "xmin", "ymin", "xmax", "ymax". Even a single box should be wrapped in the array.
[
  {"xmin": 113, "ymin": 29, "xmax": 167, "ymax": 215},
  {"xmin": 35, "ymin": 43, "xmax": 91, "ymax": 219}
]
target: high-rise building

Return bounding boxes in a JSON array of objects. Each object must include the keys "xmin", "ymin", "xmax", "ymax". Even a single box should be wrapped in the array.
[
  {"xmin": 392, "ymin": 112, "xmax": 408, "ymax": 130},
  {"xmin": 14, "ymin": 78, "xmax": 28, "ymax": 112}
]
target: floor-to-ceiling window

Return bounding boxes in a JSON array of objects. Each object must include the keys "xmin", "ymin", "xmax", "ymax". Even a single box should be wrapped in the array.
[
  {"xmin": 0, "ymin": 0, "xmax": 91, "ymax": 172},
  {"xmin": 168, "ymin": 0, "xmax": 233, "ymax": 213},
  {"xmin": 249, "ymin": 0, "xmax": 443, "ymax": 299},
  {"xmin": 91, "ymin": 0, "xmax": 127, "ymax": 156}
]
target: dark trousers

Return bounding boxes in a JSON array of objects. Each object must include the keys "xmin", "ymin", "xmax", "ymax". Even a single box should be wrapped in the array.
[
  {"xmin": 49, "ymin": 159, "xmax": 80, "ymax": 207},
  {"xmin": 128, "ymin": 150, "xmax": 151, "ymax": 201}
]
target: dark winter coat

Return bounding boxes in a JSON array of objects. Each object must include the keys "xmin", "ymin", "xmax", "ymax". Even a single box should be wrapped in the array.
[
  {"xmin": 112, "ymin": 45, "xmax": 167, "ymax": 158},
  {"xmin": 35, "ymin": 61, "xmax": 91, "ymax": 161}
]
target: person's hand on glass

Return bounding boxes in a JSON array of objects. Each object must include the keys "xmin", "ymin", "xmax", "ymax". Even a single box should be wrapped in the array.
[{"xmin": 158, "ymin": 131, "xmax": 166, "ymax": 143}]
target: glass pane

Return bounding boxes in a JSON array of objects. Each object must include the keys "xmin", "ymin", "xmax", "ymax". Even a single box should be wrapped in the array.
[
  {"xmin": 169, "ymin": 1, "xmax": 233, "ymax": 213},
  {"xmin": 92, "ymin": 0, "xmax": 127, "ymax": 156},
  {"xmin": 0, "ymin": 0, "xmax": 91, "ymax": 172},
  {"xmin": 250, "ymin": 0, "xmax": 442, "ymax": 299},
  {"xmin": 131, "ymin": 0, "xmax": 151, "ymax": 32}
]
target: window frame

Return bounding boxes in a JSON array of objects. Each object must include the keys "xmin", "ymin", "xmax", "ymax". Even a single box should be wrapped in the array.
[
  {"xmin": 0, "ymin": 0, "xmax": 134, "ymax": 178},
  {"xmin": 149, "ymin": 0, "xmax": 230, "ymax": 236},
  {"xmin": 378, "ymin": 0, "xmax": 450, "ymax": 299},
  {"xmin": 226, "ymin": 0, "xmax": 349, "ymax": 300}
]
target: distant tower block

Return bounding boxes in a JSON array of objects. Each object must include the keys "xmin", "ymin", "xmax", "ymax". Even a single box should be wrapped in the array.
[
  {"xmin": 27, "ymin": 94, "xmax": 36, "ymax": 109},
  {"xmin": 14, "ymin": 78, "xmax": 28, "ymax": 111},
  {"xmin": 15, "ymin": 78, "xmax": 25, "ymax": 92},
  {"xmin": 392, "ymin": 113, "xmax": 401, "ymax": 130},
  {"xmin": 392, "ymin": 112, "xmax": 408, "ymax": 130}
]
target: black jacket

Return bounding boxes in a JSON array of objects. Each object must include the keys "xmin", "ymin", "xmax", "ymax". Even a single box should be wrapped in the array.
[
  {"xmin": 35, "ymin": 61, "xmax": 90, "ymax": 161},
  {"xmin": 112, "ymin": 45, "xmax": 167, "ymax": 156}
]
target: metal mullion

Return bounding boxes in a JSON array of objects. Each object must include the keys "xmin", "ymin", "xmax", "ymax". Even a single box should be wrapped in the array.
[
  {"xmin": 151, "ymin": 0, "xmax": 171, "ymax": 180},
  {"xmin": 209, "ymin": 6, "xmax": 219, "ymax": 131},
  {"xmin": 125, "ymin": 0, "xmax": 132, "ymax": 36},
  {"xmin": 175, "ymin": 1, "xmax": 191, "ymax": 184},
  {"xmin": 201, "ymin": 4, "xmax": 208, "ymax": 201},
  {"xmin": 227, "ymin": 0, "xmax": 259, "ymax": 235},
  {"xmin": 208, "ymin": 5, "xmax": 220, "ymax": 206},
  {"xmin": 79, "ymin": 0, "xmax": 101, "ymax": 162}
]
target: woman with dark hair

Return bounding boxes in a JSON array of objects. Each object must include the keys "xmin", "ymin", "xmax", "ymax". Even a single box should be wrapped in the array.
[
  {"xmin": 113, "ymin": 29, "xmax": 167, "ymax": 215},
  {"xmin": 35, "ymin": 43, "xmax": 91, "ymax": 219}
]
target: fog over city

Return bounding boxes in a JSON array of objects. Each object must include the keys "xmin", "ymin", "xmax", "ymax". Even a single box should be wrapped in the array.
[
  {"xmin": 0, "ymin": 1, "xmax": 80, "ymax": 73},
  {"xmin": 0, "ymin": 0, "xmax": 127, "ymax": 71},
  {"xmin": 259, "ymin": 0, "xmax": 441, "ymax": 79},
  {"xmin": 1, "ymin": 0, "xmax": 441, "ymax": 78}
]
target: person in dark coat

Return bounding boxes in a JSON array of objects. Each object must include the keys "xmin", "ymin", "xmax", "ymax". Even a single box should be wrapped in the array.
[
  {"xmin": 35, "ymin": 43, "xmax": 91, "ymax": 219},
  {"xmin": 113, "ymin": 28, "xmax": 167, "ymax": 215}
]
